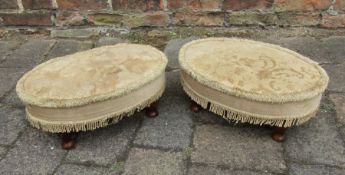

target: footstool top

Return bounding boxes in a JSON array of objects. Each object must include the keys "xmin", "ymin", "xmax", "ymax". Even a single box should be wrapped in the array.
[
  {"xmin": 17, "ymin": 44, "xmax": 167, "ymax": 108},
  {"xmin": 179, "ymin": 38, "xmax": 329, "ymax": 103}
]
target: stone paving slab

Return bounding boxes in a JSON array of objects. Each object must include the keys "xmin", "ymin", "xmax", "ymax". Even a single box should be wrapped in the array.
[
  {"xmin": 1, "ymin": 89, "xmax": 24, "ymax": 107},
  {"xmin": 0, "ymin": 40, "xmax": 55, "ymax": 68},
  {"xmin": 65, "ymin": 117, "xmax": 140, "ymax": 166},
  {"xmin": 340, "ymin": 126, "xmax": 345, "ymax": 143},
  {"xmin": 0, "ymin": 68, "xmax": 27, "ymax": 98},
  {"xmin": 0, "ymin": 127, "xmax": 66, "ymax": 174},
  {"xmin": 0, "ymin": 41, "xmax": 20, "ymax": 55},
  {"xmin": 134, "ymin": 71, "xmax": 193, "ymax": 150},
  {"xmin": 289, "ymin": 163, "xmax": 345, "ymax": 175},
  {"xmin": 191, "ymin": 124, "xmax": 287, "ymax": 174},
  {"xmin": 0, "ymin": 106, "xmax": 26, "ymax": 145},
  {"xmin": 0, "ymin": 41, "xmax": 21, "ymax": 62},
  {"xmin": 47, "ymin": 40, "xmax": 93, "ymax": 59},
  {"xmin": 188, "ymin": 165, "xmax": 275, "ymax": 175},
  {"xmin": 55, "ymin": 164, "xmax": 116, "ymax": 175},
  {"xmin": 123, "ymin": 148, "xmax": 186, "ymax": 175},
  {"xmin": 95, "ymin": 37, "xmax": 126, "ymax": 47},
  {"xmin": 285, "ymin": 106, "xmax": 345, "ymax": 167},
  {"xmin": 0, "ymin": 146, "xmax": 6, "ymax": 159},
  {"xmin": 330, "ymin": 93, "xmax": 345, "ymax": 125},
  {"xmin": 321, "ymin": 63, "xmax": 345, "ymax": 92},
  {"xmin": 321, "ymin": 36, "xmax": 345, "ymax": 64}
]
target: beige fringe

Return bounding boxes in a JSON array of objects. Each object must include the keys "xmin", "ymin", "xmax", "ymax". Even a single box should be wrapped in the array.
[
  {"xmin": 181, "ymin": 78, "xmax": 317, "ymax": 128},
  {"xmin": 26, "ymin": 85, "xmax": 165, "ymax": 133}
]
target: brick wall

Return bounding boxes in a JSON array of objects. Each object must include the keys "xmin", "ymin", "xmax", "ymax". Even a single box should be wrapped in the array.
[{"xmin": 0, "ymin": 0, "xmax": 344, "ymax": 29}]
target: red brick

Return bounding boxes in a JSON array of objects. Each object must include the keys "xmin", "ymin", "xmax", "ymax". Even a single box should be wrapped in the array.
[
  {"xmin": 112, "ymin": 0, "xmax": 163, "ymax": 12},
  {"xmin": 56, "ymin": 11, "xmax": 89, "ymax": 26},
  {"xmin": 57, "ymin": 0, "xmax": 108, "ymax": 10},
  {"xmin": 321, "ymin": 14, "xmax": 345, "ymax": 28},
  {"xmin": 275, "ymin": 0, "xmax": 332, "ymax": 11},
  {"xmin": 22, "ymin": 0, "xmax": 53, "ymax": 9},
  {"xmin": 224, "ymin": 0, "xmax": 273, "ymax": 11},
  {"xmin": 173, "ymin": 12, "xmax": 224, "ymax": 26},
  {"xmin": 187, "ymin": 0, "xmax": 222, "ymax": 11},
  {"xmin": 88, "ymin": 13, "xmax": 123, "ymax": 26},
  {"xmin": 335, "ymin": 0, "xmax": 345, "ymax": 10},
  {"xmin": 89, "ymin": 12, "xmax": 169, "ymax": 28},
  {"xmin": 142, "ymin": 11, "xmax": 169, "ymax": 26},
  {"xmin": 0, "ymin": 0, "xmax": 18, "ymax": 9},
  {"xmin": 276, "ymin": 12, "xmax": 320, "ymax": 26},
  {"xmin": 0, "ymin": 29, "xmax": 8, "ymax": 38},
  {"xmin": 168, "ymin": 0, "xmax": 184, "ymax": 9},
  {"xmin": 1, "ymin": 13, "xmax": 52, "ymax": 26},
  {"xmin": 124, "ymin": 12, "xmax": 169, "ymax": 28},
  {"xmin": 226, "ymin": 12, "xmax": 278, "ymax": 26}
]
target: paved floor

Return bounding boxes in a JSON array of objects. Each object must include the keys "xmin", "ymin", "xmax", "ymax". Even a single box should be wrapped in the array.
[{"xmin": 0, "ymin": 34, "xmax": 345, "ymax": 175}]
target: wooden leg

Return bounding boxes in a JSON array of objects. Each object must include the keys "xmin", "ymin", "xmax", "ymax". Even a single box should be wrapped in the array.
[
  {"xmin": 190, "ymin": 101, "xmax": 201, "ymax": 113},
  {"xmin": 145, "ymin": 101, "xmax": 159, "ymax": 118},
  {"xmin": 272, "ymin": 127, "xmax": 287, "ymax": 142},
  {"xmin": 60, "ymin": 133, "xmax": 77, "ymax": 150}
]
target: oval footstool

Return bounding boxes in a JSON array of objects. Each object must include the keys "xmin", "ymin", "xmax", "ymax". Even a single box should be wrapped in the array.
[
  {"xmin": 179, "ymin": 38, "xmax": 329, "ymax": 142},
  {"xmin": 16, "ymin": 43, "xmax": 167, "ymax": 149}
]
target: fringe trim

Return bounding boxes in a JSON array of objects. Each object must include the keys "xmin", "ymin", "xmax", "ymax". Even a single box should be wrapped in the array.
[
  {"xmin": 26, "ymin": 84, "xmax": 165, "ymax": 133},
  {"xmin": 181, "ymin": 78, "xmax": 317, "ymax": 128},
  {"xmin": 179, "ymin": 37, "xmax": 329, "ymax": 103}
]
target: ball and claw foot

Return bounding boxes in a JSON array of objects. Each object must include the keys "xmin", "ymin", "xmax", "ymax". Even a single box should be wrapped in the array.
[
  {"xmin": 61, "ymin": 133, "xmax": 77, "ymax": 150},
  {"xmin": 272, "ymin": 127, "xmax": 287, "ymax": 142},
  {"xmin": 145, "ymin": 102, "xmax": 159, "ymax": 118},
  {"xmin": 190, "ymin": 101, "xmax": 201, "ymax": 113}
]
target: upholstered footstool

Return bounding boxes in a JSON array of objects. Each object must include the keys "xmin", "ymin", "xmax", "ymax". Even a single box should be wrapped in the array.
[
  {"xmin": 179, "ymin": 38, "xmax": 329, "ymax": 142},
  {"xmin": 16, "ymin": 44, "xmax": 167, "ymax": 149}
]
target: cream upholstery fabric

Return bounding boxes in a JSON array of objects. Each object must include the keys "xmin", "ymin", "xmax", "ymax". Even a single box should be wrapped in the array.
[
  {"xmin": 16, "ymin": 44, "xmax": 167, "ymax": 132},
  {"xmin": 179, "ymin": 38, "xmax": 329, "ymax": 127},
  {"xmin": 17, "ymin": 44, "xmax": 167, "ymax": 108}
]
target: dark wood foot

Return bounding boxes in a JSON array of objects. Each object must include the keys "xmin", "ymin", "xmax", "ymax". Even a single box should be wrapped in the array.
[
  {"xmin": 272, "ymin": 127, "xmax": 287, "ymax": 142},
  {"xmin": 145, "ymin": 101, "xmax": 159, "ymax": 118},
  {"xmin": 60, "ymin": 133, "xmax": 77, "ymax": 150},
  {"xmin": 190, "ymin": 101, "xmax": 201, "ymax": 113}
]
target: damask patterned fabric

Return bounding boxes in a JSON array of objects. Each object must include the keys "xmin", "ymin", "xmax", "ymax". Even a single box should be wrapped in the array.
[
  {"xmin": 179, "ymin": 38, "xmax": 329, "ymax": 127},
  {"xmin": 17, "ymin": 44, "xmax": 167, "ymax": 108}
]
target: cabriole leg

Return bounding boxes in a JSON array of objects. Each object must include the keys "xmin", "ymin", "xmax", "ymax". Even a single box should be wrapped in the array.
[
  {"xmin": 60, "ymin": 133, "xmax": 77, "ymax": 150},
  {"xmin": 145, "ymin": 101, "xmax": 159, "ymax": 118},
  {"xmin": 190, "ymin": 101, "xmax": 201, "ymax": 113},
  {"xmin": 272, "ymin": 127, "xmax": 287, "ymax": 142}
]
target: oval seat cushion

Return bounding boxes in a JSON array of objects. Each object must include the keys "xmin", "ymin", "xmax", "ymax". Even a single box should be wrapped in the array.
[
  {"xmin": 16, "ymin": 44, "xmax": 167, "ymax": 132},
  {"xmin": 179, "ymin": 38, "xmax": 329, "ymax": 127}
]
